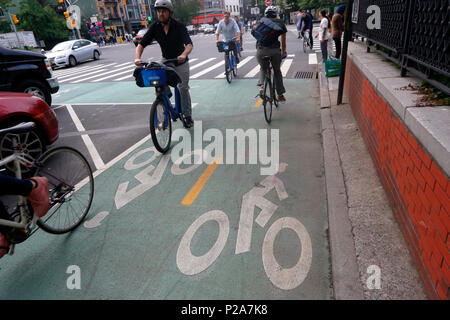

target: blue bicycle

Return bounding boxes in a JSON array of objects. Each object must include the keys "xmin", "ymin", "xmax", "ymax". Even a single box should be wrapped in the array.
[
  {"xmin": 217, "ymin": 41, "xmax": 240, "ymax": 83},
  {"xmin": 134, "ymin": 59, "xmax": 187, "ymax": 153}
]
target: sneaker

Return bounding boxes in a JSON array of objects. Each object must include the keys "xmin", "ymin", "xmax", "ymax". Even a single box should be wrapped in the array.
[
  {"xmin": 278, "ymin": 95, "xmax": 286, "ymax": 102},
  {"xmin": 184, "ymin": 116, "xmax": 194, "ymax": 128},
  {"xmin": 27, "ymin": 177, "xmax": 49, "ymax": 218}
]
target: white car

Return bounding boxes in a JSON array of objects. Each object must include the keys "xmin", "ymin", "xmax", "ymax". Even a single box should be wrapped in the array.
[
  {"xmin": 204, "ymin": 25, "xmax": 215, "ymax": 34},
  {"xmin": 44, "ymin": 40, "xmax": 101, "ymax": 69}
]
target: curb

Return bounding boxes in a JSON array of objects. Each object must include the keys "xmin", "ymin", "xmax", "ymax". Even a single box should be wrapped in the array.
[{"xmin": 318, "ymin": 65, "xmax": 365, "ymax": 299}]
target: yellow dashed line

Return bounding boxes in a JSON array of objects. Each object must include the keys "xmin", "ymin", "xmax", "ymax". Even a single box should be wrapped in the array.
[{"xmin": 181, "ymin": 157, "xmax": 222, "ymax": 206}]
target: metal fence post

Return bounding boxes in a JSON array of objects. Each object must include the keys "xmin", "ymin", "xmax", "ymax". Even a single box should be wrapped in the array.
[{"xmin": 337, "ymin": 0, "xmax": 354, "ymax": 105}]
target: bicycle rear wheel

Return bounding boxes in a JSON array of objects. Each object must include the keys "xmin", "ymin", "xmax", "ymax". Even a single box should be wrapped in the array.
[
  {"xmin": 272, "ymin": 77, "xmax": 279, "ymax": 108},
  {"xmin": 263, "ymin": 77, "xmax": 272, "ymax": 124},
  {"xmin": 150, "ymin": 98, "xmax": 172, "ymax": 153},
  {"xmin": 35, "ymin": 146, "xmax": 94, "ymax": 234}
]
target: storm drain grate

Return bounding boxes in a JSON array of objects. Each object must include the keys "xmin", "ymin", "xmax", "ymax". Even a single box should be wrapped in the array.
[{"xmin": 295, "ymin": 71, "xmax": 316, "ymax": 79}]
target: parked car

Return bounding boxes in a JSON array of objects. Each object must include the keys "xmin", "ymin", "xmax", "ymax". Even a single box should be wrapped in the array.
[
  {"xmin": 204, "ymin": 24, "xmax": 215, "ymax": 34},
  {"xmin": 186, "ymin": 25, "xmax": 197, "ymax": 35},
  {"xmin": 43, "ymin": 39, "xmax": 101, "ymax": 69},
  {"xmin": 0, "ymin": 92, "xmax": 59, "ymax": 176},
  {"xmin": 133, "ymin": 29, "xmax": 150, "ymax": 46},
  {"xmin": 198, "ymin": 24, "xmax": 210, "ymax": 33},
  {"xmin": 0, "ymin": 46, "xmax": 59, "ymax": 106}
]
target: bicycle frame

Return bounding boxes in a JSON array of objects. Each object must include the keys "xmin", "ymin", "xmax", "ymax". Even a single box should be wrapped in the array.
[{"xmin": 153, "ymin": 84, "xmax": 184, "ymax": 128}]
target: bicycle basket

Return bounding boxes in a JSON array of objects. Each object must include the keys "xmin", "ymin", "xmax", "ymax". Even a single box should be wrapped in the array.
[
  {"xmin": 217, "ymin": 41, "xmax": 226, "ymax": 52},
  {"xmin": 141, "ymin": 68, "xmax": 167, "ymax": 87}
]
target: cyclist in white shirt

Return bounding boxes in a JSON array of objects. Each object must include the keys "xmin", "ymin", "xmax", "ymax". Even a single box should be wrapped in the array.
[
  {"xmin": 315, "ymin": 10, "xmax": 330, "ymax": 62},
  {"xmin": 215, "ymin": 11, "xmax": 241, "ymax": 63}
]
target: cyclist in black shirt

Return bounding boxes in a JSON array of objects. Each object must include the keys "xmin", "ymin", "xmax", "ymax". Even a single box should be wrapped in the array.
[{"xmin": 135, "ymin": 0, "xmax": 195, "ymax": 128}]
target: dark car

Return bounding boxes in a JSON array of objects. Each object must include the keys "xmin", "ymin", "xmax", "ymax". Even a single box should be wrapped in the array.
[
  {"xmin": 0, "ymin": 46, "xmax": 59, "ymax": 106},
  {"xmin": 0, "ymin": 92, "xmax": 59, "ymax": 175}
]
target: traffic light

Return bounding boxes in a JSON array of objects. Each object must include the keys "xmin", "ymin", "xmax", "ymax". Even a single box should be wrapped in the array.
[
  {"xmin": 123, "ymin": 0, "xmax": 126, "ymax": 5},
  {"xmin": 147, "ymin": 16, "xmax": 152, "ymax": 22},
  {"xmin": 143, "ymin": 4, "xmax": 146, "ymax": 10},
  {"xmin": 58, "ymin": 0, "xmax": 63, "ymax": 3},
  {"xmin": 11, "ymin": 14, "xmax": 19, "ymax": 24},
  {"xmin": 63, "ymin": 11, "xmax": 70, "ymax": 19}
]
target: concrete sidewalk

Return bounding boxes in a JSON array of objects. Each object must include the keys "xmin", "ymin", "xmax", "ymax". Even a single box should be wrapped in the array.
[{"xmin": 319, "ymin": 64, "xmax": 428, "ymax": 299}]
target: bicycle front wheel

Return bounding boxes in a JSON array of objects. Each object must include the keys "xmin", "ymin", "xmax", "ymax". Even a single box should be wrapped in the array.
[
  {"xmin": 263, "ymin": 77, "xmax": 272, "ymax": 124},
  {"xmin": 35, "ymin": 147, "xmax": 94, "ymax": 234},
  {"xmin": 150, "ymin": 98, "xmax": 172, "ymax": 153},
  {"xmin": 303, "ymin": 38, "xmax": 307, "ymax": 53},
  {"xmin": 225, "ymin": 54, "xmax": 232, "ymax": 83}
]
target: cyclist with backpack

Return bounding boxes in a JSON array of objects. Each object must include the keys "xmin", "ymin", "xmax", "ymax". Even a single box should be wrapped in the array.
[{"xmin": 252, "ymin": 6, "xmax": 287, "ymax": 102}]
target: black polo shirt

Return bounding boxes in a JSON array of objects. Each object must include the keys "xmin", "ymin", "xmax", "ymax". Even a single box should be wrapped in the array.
[{"xmin": 140, "ymin": 18, "xmax": 193, "ymax": 65}]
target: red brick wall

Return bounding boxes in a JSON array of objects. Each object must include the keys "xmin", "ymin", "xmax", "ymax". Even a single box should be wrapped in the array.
[{"xmin": 344, "ymin": 57, "xmax": 450, "ymax": 300}]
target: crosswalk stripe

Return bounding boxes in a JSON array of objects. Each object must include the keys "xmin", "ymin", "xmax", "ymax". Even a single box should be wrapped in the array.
[
  {"xmin": 281, "ymin": 59, "xmax": 293, "ymax": 77},
  {"xmin": 54, "ymin": 64, "xmax": 110, "ymax": 77},
  {"xmin": 244, "ymin": 65, "xmax": 260, "ymax": 78},
  {"xmin": 215, "ymin": 56, "xmax": 254, "ymax": 78},
  {"xmin": 309, "ymin": 53, "xmax": 318, "ymax": 65},
  {"xmin": 70, "ymin": 64, "xmax": 137, "ymax": 83},
  {"xmin": 114, "ymin": 74, "xmax": 134, "ymax": 81},
  {"xmin": 190, "ymin": 58, "xmax": 216, "ymax": 70},
  {"xmin": 90, "ymin": 67, "xmax": 135, "ymax": 82},
  {"xmin": 190, "ymin": 60, "xmax": 224, "ymax": 79},
  {"xmin": 54, "ymin": 65, "xmax": 101, "ymax": 76},
  {"xmin": 56, "ymin": 63, "xmax": 117, "ymax": 79},
  {"xmin": 59, "ymin": 69, "xmax": 108, "ymax": 83}
]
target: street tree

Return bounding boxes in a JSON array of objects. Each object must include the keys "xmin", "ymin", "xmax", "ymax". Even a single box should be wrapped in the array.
[
  {"xmin": 173, "ymin": 0, "xmax": 201, "ymax": 25},
  {"xmin": 16, "ymin": 0, "xmax": 69, "ymax": 48}
]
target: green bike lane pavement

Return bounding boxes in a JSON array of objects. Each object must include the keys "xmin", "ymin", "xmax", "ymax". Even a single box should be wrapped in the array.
[{"xmin": 0, "ymin": 79, "xmax": 332, "ymax": 299}]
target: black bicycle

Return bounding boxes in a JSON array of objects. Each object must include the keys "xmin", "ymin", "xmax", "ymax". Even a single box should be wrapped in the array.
[{"xmin": 260, "ymin": 54, "xmax": 286, "ymax": 124}]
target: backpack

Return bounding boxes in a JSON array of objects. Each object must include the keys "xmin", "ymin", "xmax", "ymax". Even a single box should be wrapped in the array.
[{"xmin": 251, "ymin": 17, "xmax": 283, "ymax": 47}]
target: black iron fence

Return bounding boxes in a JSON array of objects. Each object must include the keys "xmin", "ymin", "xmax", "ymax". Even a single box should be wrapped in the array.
[{"xmin": 351, "ymin": 0, "xmax": 450, "ymax": 95}]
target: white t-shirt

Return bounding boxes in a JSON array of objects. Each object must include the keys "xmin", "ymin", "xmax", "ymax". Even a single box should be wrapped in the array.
[{"xmin": 319, "ymin": 18, "xmax": 329, "ymax": 41}]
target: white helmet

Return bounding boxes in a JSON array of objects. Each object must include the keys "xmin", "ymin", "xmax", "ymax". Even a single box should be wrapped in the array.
[
  {"xmin": 264, "ymin": 6, "xmax": 278, "ymax": 17},
  {"xmin": 154, "ymin": 0, "xmax": 173, "ymax": 13}
]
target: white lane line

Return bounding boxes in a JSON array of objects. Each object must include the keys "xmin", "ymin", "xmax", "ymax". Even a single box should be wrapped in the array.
[
  {"xmin": 59, "ymin": 69, "xmax": 108, "ymax": 83},
  {"xmin": 309, "ymin": 53, "xmax": 318, "ymax": 65},
  {"xmin": 75, "ymin": 134, "xmax": 152, "ymax": 191},
  {"xmin": 70, "ymin": 64, "xmax": 135, "ymax": 83},
  {"xmin": 188, "ymin": 58, "xmax": 199, "ymax": 63},
  {"xmin": 55, "ymin": 63, "xmax": 118, "ymax": 77},
  {"xmin": 190, "ymin": 60, "xmax": 224, "ymax": 79},
  {"xmin": 244, "ymin": 65, "xmax": 260, "ymax": 78},
  {"xmin": 90, "ymin": 67, "xmax": 136, "ymax": 82},
  {"xmin": 190, "ymin": 58, "xmax": 216, "ymax": 71},
  {"xmin": 288, "ymin": 54, "xmax": 295, "ymax": 58},
  {"xmin": 281, "ymin": 59, "xmax": 293, "ymax": 77},
  {"xmin": 215, "ymin": 56, "xmax": 254, "ymax": 78},
  {"xmin": 65, "ymin": 104, "xmax": 105, "ymax": 170}
]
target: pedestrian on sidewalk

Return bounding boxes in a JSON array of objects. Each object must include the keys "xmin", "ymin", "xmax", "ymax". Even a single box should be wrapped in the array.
[
  {"xmin": 315, "ymin": 10, "xmax": 330, "ymax": 63},
  {"xmin": 332, "ymin": 4, "xmax": 346, "ymax": 59},
  {"xmin": 327, "ymin": 12, "xmax": 334, "ymax": 57}
]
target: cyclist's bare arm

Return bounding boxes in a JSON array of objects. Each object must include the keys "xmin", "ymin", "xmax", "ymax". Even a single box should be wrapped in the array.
[
  {"xmin": 135, "ymin": 44, "xmax": 144, "ymax": 65},
  {"xmin": 178, "ymin": 44, "xmax": 193, "ymax": 64}
]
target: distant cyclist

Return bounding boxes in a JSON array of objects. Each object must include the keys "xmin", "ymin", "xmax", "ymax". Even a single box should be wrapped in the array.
[
  {"xmin": 134, "ymin": 0, "xmax": 194, "ymax": 128},
  {"xmin": 234, "ymin": 16, "xmax": 244, "ymax": 51},
  {"xmin": 300, "ymin": 10, "xmax": 314, "ymax": 49},
  {"xmin": 215, "ymin": 11, "xmax": 241, "ymax": 63},
  {"xmin": 252, "ymin": 6, "xmax": 287, "ymax": 102}
]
